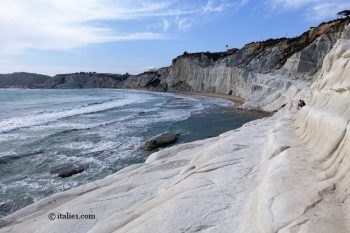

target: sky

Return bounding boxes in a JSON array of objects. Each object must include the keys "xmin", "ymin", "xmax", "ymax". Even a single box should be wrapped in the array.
[{"xmin": 0, "ymin": 0, "xmax": 349, "ymax": 76}]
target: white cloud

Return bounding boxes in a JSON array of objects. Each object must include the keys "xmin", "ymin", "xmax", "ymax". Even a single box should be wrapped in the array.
[
  {"xmin": 0, "ymin": 0, "xmax": 241, "ymax": 55},
  {"xmin": 0, "ymin": 0, "xmax": 177, "ymax": 54}
]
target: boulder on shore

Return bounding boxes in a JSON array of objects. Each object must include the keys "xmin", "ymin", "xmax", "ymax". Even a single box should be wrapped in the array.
[
  {"xmin": 50, "ymin": 163, "xmax": 90, "ymax": 178},
  {"xmin": 143, "ymin": 132, "xmax": 180, "ymax": 151}
]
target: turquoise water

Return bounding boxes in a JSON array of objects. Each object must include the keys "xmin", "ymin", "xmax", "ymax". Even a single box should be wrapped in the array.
[{"xmin": 0, "ymin": 89, "xmax": 261, "ymax": 217}]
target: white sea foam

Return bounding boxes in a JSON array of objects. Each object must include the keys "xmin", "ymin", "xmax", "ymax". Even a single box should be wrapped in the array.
[
  {"xmin": 63, "ymin": 141, "xmax": 119, "ymax": 153},
  {"xmin": 151, "ymin": 102, "xmax": 204, "ymax": 123}
]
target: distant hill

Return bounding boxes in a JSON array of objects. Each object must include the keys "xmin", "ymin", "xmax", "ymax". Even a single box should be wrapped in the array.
[
  {"xmin": 47, "ymin": 72, "xmax": 129, "ymax": 88},
  {"xmin": 0, "ymin": 72, "xmax": 51, "ymax": 88},
  {"xmin": 0, "ymin": 72, "xmax": 129, "ymax": 89}
]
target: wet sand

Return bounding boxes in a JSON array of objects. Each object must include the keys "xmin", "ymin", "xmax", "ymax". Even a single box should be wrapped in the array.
[{"xmin": 180, "ymin": 92, "xmax": 272, "ymax": 117}]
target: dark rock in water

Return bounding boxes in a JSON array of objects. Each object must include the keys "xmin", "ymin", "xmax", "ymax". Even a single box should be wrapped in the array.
[
  {"xmin": 0, "ymin": 219, "xmax": 7, "ymax": 228},
  {"xmin": 0, "ymin": 200, "xmax": 15, "ymax": 219},
  {"xmin": 0, "ymin": 201, "xmax": 11, "ymax": 212},
  {"xmin": 50, "ymin": 163, "xmax": 90, "ymax": 178},
  {"xmin": 143, "ymin": 132, "xmax": 180, "ymax": 151}
]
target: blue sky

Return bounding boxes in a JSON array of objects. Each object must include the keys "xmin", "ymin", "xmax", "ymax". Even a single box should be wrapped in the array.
[{"xmin": 0, "ymin": 0, "xmax": 349, "ymax": 76}]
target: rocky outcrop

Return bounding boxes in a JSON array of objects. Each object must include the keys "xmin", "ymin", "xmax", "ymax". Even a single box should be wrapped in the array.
[
  {"xmin": 143, "ymin": 132, "xmax": 180, "ymax": 151},
  {"xmin": 118, "ymin": 67, "xmax": 170, "ymax": 92},
  {"xmin": 50, "ymin": 163, "xmax": 90, "ymax": 178}
]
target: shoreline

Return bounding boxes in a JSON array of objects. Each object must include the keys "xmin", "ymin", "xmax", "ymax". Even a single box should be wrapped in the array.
[
  {"xmin": 179, "ymin": 91, "xmax": 272, "ymax": 117},
  {"xmin": 120, "ymin": 88, "xmax": 272, "ymax": 117},
  {"xmin": 180, "ymin": 91, "xmax": 245, "ymax": 105}
]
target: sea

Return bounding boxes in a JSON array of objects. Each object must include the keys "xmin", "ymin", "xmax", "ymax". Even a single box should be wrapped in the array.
[{"xmin": 0, "ymin": 89, "xmax": 261, "ymax": 217}]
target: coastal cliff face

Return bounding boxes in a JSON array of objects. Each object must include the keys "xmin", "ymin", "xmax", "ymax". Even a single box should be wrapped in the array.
[
  {"xmin": 159, "ymin": 19, "xmax": 349, "ymax": 111},
  {"xmin": 106, "ymin": 18, "xmax": 347, "ymax": 112}
]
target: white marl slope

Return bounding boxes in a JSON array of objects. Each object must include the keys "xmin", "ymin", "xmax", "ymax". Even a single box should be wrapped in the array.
[
  {"xmin": 249, "ymin": 24, "xmax": 350, "ymax": 233},
  {"xmin": 1, "ymin": 24, "xmax": 350, "ymax": 233}
]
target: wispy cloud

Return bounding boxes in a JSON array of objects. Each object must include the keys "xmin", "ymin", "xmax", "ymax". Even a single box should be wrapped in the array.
[
  {"xmin": 175, "ymin": 16, "xmax": 192, "ymax": 31},
  {"xmin": 162, "ymin": 19, "xmax": 170, "ymax": 32},
  {"xmin": 307, "ymin": 1, "xmax": 350, "ymax": 20},
  {"xmin": 267, "ymin": 0, "xmax": 350, "ymax": 20},
  {"xmin": 172, "ymin": 0, "xmax": 246, "ymax": 31},
  {"xmin": 268, "ymin": 0, "xmax": 318, "ymax": 10},
  {"xmin": 202, "ymin": 0, "xmax": 236, "ymax": 13}
]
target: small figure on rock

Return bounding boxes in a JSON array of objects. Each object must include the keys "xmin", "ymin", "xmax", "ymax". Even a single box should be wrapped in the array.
[{"xmin": 297, "ymin": 99, "xmax": 306, "ymax": 110}]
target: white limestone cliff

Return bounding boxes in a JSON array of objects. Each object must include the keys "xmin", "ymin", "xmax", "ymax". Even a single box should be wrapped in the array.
[
  {"xmin": 249, "ymin": 23, "xmax": 350, "ymax": 233},
  {"xmin": 1, "ymin": 24, "xmax": 350, "ymax": 233}
]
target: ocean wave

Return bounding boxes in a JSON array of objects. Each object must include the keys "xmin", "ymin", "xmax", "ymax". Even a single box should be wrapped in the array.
[
  {"xmin": 27, "ymin": 114, "xmax": 135, "ymax": 133},
  {"xmin": 0, "ymin": 94, "xmax": 145, "ymax": 134},
  {"xmin": 153, "ymin": 102, "xmax": 204, "ymax": 122}
]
